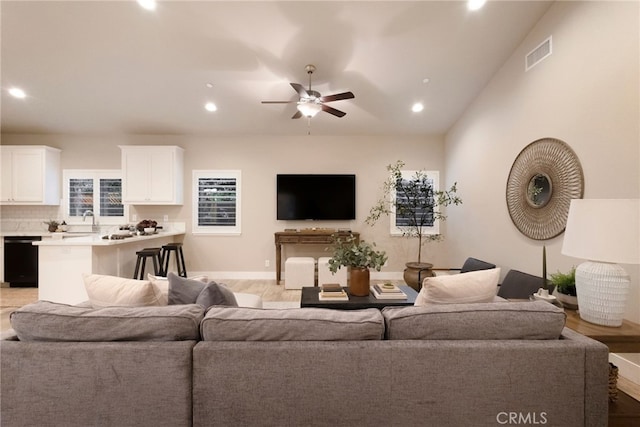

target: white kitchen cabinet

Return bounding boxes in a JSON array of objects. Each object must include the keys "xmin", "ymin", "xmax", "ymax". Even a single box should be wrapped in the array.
[
  {"xmin": 0, "ymin": 146, "xmax": 61, "ymax": 205},
  {"xmin": 120, "ymin": 145, "xmax": 184, "ymax": 205}
]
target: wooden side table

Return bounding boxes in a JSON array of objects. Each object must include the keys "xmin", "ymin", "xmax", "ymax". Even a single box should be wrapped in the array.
[
  {"xmin": 274, "ymin": 230, "xmax": 358, "ymax": 283},
  {"xmin": 564, "ymin": 309, "xmax": 640, "ymax": 353}
]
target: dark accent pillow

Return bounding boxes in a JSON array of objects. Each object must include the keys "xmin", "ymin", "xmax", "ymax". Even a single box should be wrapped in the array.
[
  {"xmin": 168, "ymin": 272, "xmax": 206, "ymax": 305},
  {"xmin": 168, "ymin": 272, "xmax": 238, "ymax": 308},
  {"xmin": 196, "ymin": 281, "xmax": 238, "ymax": 308}
]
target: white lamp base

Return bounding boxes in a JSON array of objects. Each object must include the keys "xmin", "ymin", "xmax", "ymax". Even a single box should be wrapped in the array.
[{"xmin": 575, "ymin": 261, "xmax": 630, "ymax": 327}]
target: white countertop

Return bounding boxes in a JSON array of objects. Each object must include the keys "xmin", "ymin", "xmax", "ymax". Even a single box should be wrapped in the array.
[{"xmin": 33, "ymin": 230, "xmax": 185, "ymax": 246}]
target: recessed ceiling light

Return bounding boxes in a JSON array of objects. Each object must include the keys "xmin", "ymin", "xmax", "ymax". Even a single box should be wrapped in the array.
[
  {"xmin": 422, "ymin": 78, "xmax": 430, "ymax": 84},
  {"xmin": 137, "ymin": 0, "xmax": 157, "ymax": 11},
  {"xmin": 8, "ymin": 87, "xmax": 26, "ymax": 99},
  {"xmin": 468, "ymin": 0, "xmax": 486, "ymax": 11},
  {"xmin": 205, "ymin": 102, "xmax": 217, "ymax": 112},
  {"xmin": 205, "ymin": 83, "xmax": 214, "ymax": 89},
  {"xmin": 412, "ymin": 103, "xmax": 424, "ymax": 113}
]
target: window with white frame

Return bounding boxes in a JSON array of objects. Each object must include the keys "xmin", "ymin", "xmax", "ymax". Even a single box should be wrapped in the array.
[
  {"xmin": 63, "ymin": 170, "xmax": 127, "ymax": 225},
  {"xmin": 390, "ymin": 170, "xmax": 440, "ymax": 236},
  {"xmin": 192, "ymin": 170, "xmax": 241, "ymax": 235}
]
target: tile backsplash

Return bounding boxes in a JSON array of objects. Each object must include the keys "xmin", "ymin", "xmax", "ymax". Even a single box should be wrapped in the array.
[
  {"xmin": 1, "ymin": 205, "xmax": 186, "ymax": 233},
  {"xmin": 1, "ymin": 205, "xmax": 64, "ymax": 232}
]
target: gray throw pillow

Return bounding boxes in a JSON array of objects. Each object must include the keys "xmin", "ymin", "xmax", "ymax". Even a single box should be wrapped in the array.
[
  {"xmin": 196, "ymin": 281, "xmax": 238, "ymax": 308},
  {"xmin": 168, "ymin": 272, "xmax": 206, "ymax": 305},
  {"xmin": 168, "ymin": 272, "xmax": 238, "ymax": 309}
]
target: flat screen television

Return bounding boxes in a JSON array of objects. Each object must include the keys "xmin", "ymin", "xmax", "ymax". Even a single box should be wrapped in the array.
[{"xmin": 277, "ymin": 174, "xmax": 356, "ymax": 220}]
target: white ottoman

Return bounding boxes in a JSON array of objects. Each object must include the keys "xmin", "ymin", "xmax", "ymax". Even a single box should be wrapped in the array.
[
  {"xmin": 318, "ymin": 257, "xmax": 347, "ymax": 287},
  {"xmin": 285, "ymin": 257, "xmax": 315, "ymax": 289}
]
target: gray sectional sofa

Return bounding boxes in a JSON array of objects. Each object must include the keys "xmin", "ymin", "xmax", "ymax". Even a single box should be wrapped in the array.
[{"xmin": 1, "ymin": 300, "xmax": 609, "ymax": 426}]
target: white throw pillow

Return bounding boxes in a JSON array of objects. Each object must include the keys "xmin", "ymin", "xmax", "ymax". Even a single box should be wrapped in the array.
[
  {"xmin": 414, "ymin": 268, "xmax": 501, "ymax": 305},
  {"xmin": 83, "ymin": 274, "xmax": 164, "ymax": 308},
  {"xmin": 147, "ymin": 274, "xmax": 208, "ymax": 306}
]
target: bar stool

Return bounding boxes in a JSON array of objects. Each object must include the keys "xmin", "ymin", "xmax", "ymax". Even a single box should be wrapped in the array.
[
  {"xmin": 161, "ymin": 242, "xmax": 187, "ymax": 277},
  {"xmin": 133, "ymin": 247, "xmax": 162, "ymax": 280}
]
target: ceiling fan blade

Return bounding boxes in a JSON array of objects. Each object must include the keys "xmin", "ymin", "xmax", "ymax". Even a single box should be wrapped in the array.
[
  {"xmin": 291, "ymin": 110, "xmax": 303, "ymax": 119},
  {"xmin": 261, "ymin": 101, "xmax": 297, "ymax": 104},
  {"xmin": 321, "ymin": 104, "xmax": 347, "ymax": 118},
  {"xmin": 319, "ymin": 91, "xmax": 355, "ymax": 103},
  {"xmin": 290, "ymin": 83, "xmax": 309, "ymax": 98}
]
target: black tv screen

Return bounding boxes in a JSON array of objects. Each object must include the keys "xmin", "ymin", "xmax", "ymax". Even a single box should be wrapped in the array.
[{"xmin": 277, "ymin": 174, "xmax": 356, "ymax": 220}]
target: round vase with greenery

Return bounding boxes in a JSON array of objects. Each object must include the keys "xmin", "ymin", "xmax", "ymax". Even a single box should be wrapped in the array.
[
  {"xmin": 550, "ymin": 267, "xmax": 578, "ymax": 309},
  {"xmin": 327, "ymin": 234, "xmax": 387, "ymax": 297}
]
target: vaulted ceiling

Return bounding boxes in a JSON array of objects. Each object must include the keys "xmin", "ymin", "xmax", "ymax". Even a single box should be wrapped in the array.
[{"xmin": 1, "ymin": 1, "xmax": 553, "ymax": 136}]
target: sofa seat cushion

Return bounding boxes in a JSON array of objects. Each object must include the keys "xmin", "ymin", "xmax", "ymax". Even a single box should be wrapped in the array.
[
  {"xmin": 10, "ymin": 301, "xmax": 204, "ymax": 342},
  {"xmin": 415, "ymin": 268, "xmax": 501, "ymax": 305},
  {"xmin": 201, "ymin": 307, "xmax": 384, "ymax": 341},
  {"xmin": 382, "ymin": 301, "xmax": 566, "ymax": 340}
]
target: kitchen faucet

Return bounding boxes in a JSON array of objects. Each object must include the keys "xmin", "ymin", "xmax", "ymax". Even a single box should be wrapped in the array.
[{"xmin": 83, "ymin": 210, "xmax": 99, "ymax": 232}]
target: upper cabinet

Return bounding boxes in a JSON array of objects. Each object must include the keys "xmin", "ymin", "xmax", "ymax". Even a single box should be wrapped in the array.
[
  {"xmin": 0, "ymin": 146, "xmax": 61, "ymax": 205},
  {"xmin": 120, "ymin": 145, "xmax": 184, "ymax": 205}
]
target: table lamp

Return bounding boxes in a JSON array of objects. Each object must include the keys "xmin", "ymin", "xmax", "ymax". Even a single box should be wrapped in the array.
[{"xmin": 561, "ymin": 199, "xmax": 639, "ymax": 327}]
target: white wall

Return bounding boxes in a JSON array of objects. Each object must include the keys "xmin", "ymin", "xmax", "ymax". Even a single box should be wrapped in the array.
[
  {"xmin": 0, "ymin": 133, "xmax": 446, "ymax": 276},
  {"xmin": 445, "ymin": 1, "xmax": 640, "ymax": 322}
]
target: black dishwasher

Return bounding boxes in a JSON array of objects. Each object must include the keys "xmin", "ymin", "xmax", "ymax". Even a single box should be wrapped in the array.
[{"xmin": 4, "ymin": 236, "xmax": 41, "ymax": 287}]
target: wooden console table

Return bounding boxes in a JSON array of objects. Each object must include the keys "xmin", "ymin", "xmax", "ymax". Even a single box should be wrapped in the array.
[
  {"xmin": 564, "ymin": 309, "xmax": 640, "ymax": 353},
  {"xmin": 274, "ymin": 230, "xmax": 359, "ymax": 283}
]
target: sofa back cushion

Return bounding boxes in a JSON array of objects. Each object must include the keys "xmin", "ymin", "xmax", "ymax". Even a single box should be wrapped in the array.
[
  {"xmin": 201, "ymin": 307, "xmax": 384, "ymax": 341},
  {"xmin": 382, "ymin": 301, "xmax": 566, "ymax": 340},
  {"xmin": 10, "ymin": 301, "xmax": 204, "ymax": 342}
]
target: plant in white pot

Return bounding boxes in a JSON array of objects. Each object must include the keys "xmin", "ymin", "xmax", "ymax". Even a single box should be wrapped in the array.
[
  {"xmin": 327, "ymin": 233, "xmax": 388, "ymax": 297},
  {"xmin": 366, "ymin": 160, "xmax": 462, "ymax": 290},
  {"xmin": 550, "ymin": 267, "xmax": 578, "ymax": 309}
]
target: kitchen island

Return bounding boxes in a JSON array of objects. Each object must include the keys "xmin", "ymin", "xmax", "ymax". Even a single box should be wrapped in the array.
[{"xmin": 33, "ymin": 230, "xmax": 185, "ymax": 304}]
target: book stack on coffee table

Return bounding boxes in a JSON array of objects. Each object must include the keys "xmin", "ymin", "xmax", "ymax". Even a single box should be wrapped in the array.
[
  {"xmin": 370, "ymin": 283, "xmax": 408, "ymax": 300},
  {"xmin": 318, "ymin": 283, "xmax": 349, "ymax": 301}
]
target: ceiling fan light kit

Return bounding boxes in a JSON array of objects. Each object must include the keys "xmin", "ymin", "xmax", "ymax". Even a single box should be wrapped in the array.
[
  {"xmin": 297, "ymin": 99, "xmax": 322, "ymax": 118},
  {"xmin": 262, "ymin": 64, "xmax": 355, "ymax": 121}
]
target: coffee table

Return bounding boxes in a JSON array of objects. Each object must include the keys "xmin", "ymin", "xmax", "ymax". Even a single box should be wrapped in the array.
[{"xmin": 300, "ymin": 285, "xmax": 418, "ymax": 310}]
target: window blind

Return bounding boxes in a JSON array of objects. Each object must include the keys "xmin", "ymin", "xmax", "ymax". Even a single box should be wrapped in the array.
[
  {"xmin": 99, "ymin": 178, "xmax": 124, "ymax": 217},
  {"xmin": 68, "ymin": 178, "xmax": 94, "ymax": 217},
  {"xmin": 197, "ymin": 177, "xmax": 237, "ymax": 227}
]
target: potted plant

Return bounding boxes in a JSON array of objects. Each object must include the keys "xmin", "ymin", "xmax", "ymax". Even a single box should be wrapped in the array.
[
  {"xmin": 327, "ymin": 233, "xmax": 388, "ymax": 296},
  {"xmin": 366, "ymin": 160, "xmax": 462, "ymax": 290},
  {"xmin": 550, "ymin": 267, "xmax": 578, "ymax": 309},
  {"xmin": 44, "ymin": 220, "xmax": 59, "ymax": 233}
]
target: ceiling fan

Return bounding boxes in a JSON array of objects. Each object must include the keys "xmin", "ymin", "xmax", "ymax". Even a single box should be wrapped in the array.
[{"xmin": 261, "ymin": 64, "xmax": 355, "ymax": 119}]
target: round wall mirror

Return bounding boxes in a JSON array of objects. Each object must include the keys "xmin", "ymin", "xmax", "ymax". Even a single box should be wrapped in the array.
[
  {"xmin": 527, "ymin": 173, "xmax": 552, "ymax": 208},
  {"xmin": 506, "ymin": 138, "xmax": 584, "ymax": 240}
]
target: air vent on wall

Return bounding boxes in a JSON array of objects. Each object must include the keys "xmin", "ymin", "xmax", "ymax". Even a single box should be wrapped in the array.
[{"xmin": 526, "ymin": 36, "xmax": 552, "ymax": 71}]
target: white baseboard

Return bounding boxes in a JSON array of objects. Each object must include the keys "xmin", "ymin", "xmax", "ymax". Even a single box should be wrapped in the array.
[
  {"xmin": 189, "ymin": 271, "xmax": 406, "ymax": 281},
  {"xmin": 610, "ymin": 353, "xmax": 640, "ymax": 385}
]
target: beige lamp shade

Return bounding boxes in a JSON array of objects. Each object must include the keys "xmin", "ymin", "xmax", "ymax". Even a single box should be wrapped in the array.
[{"xmin": 561, "ymin": 199, "xmax": 639, "ymax": 265}]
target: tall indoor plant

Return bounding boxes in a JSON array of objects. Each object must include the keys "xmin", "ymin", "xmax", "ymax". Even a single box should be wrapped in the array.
[
  {"xmin": 327, "ymin": 233, "xmax": 387, "ymax": 296},
  {"xmin": 366, "ymin": 160, "xmax": 462, "ymax": 289}
]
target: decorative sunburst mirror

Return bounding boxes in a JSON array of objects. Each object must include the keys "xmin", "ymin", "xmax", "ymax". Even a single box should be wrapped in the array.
[{"xmin": 506, "ymin": 138, "xmax": 584, "ymax": 240}]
